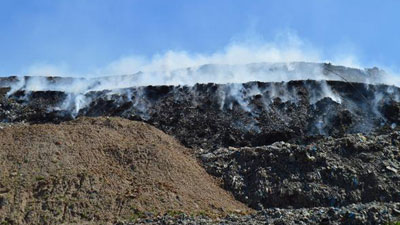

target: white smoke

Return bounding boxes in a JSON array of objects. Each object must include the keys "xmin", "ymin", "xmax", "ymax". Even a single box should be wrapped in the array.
[
  {"xmin": 5, "ymin": 32, "xmax": 396, "ymax": 93},
  {"xmin": 12, "ymin": 33, "xmax": 324, "ymax": 88},
  {"xmin": 2, "ymin": 32, "xmax": 399, "ymax": 124},
  {"xmin": 96, "ymin": 36, "xmax": 320, "ymax": 77},
  {"xmin": 307, "ymin": 80, "xmax": 342, "ymax": 105},
  {"xmin": 8, "ymin": 61, "xmax": 381, "ymax": 94}
]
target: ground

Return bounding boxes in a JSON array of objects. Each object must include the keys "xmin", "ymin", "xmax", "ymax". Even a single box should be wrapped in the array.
[{"xmin": 0, "ymin": 117, "xmax": 250, "ymax": 225}]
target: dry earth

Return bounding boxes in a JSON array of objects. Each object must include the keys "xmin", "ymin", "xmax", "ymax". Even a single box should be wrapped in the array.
[{"xmin": 0, "ymin": 117, "xmax": 250, "ymax": 225}]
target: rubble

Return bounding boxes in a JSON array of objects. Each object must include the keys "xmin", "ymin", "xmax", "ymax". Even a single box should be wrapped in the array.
[
  {"xmin": 130, "ymin": 202, "xmax": 400, "ymax": 225},
  {"xmin": 200, "ymin": 132, "xmax": 400, "ymax": 210}
]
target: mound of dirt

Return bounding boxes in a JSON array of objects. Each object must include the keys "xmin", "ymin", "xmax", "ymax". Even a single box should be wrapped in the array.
[{"xmin": 0, "ymin": 117, "xmax": 250, "ymax": 225}]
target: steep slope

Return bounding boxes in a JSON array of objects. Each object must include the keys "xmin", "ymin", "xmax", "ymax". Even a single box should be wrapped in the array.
[
  {"xmin": 1, "ymin": 80, "xmax": 400, "ymax": 150},
  {"xmin": 0, "ymin": 117, "xmax": 250, "ymax": 225}
]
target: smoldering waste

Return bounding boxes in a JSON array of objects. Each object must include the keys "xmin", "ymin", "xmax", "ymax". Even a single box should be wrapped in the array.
[{"xmin": 0, "ymin": 66, "xmax": 400, "ymax": 224}]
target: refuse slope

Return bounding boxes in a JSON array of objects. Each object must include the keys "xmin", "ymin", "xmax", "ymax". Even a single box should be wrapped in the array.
[
  {"xmin": 201, "ymin": 132, "xmax": 400, "ymax": 210},
  {"xmin": 2, "ymin": 80, "xmax": 400, "ymax": 151}
]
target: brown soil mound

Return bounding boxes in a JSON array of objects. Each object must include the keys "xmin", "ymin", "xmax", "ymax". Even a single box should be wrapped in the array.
[{"xmin": 0, "ymin": 117, "xmax": 250, "ymax": 224}]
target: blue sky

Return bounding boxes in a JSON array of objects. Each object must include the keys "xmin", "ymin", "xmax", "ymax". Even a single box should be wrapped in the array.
[{"xmin": 0, "ymin": 0, "xmax": 399, "ymax": 76}]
